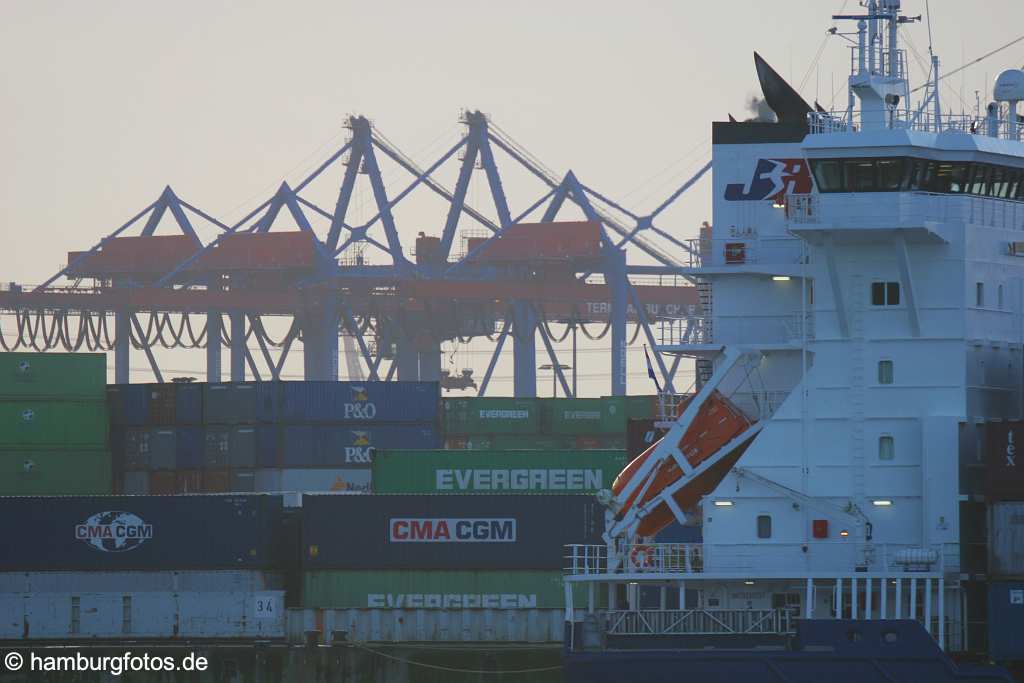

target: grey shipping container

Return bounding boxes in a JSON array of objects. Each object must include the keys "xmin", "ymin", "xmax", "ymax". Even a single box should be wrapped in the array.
[
  {"xmin": 990, "ymin": 502, "xmax": 1024, "ymax": 576},
  {"xmin": 0, "ymin": 570, "xmax": 286, "ymax": 593},
  {"xmin": 302, "ymin": 494, "xmax": 604, "ymax": 570},
  {"xmin": 0, "ymin": 495, "xmax": 285, "ymax": 571},
  {"xmin": 254, "ymin": 468, "xmax": 371, "ymax": 493},
  {"xmin": 988, "ymin": 581, "xmax": 1024, "ymax": 660}
]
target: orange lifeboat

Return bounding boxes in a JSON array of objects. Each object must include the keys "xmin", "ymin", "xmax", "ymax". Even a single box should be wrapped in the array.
[{"xmin": 611, "ymin": 391, "xmax": 755, "ymax": 537}]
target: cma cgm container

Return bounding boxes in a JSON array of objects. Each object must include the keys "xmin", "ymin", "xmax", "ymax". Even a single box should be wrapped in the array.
[
  {"xmin": 0, "ymin": 494, "xmax": 285, "ymax": 571},
  {"xmin": 372, "ymin": 449, "xmax": 627, "ymax": 494},
  {"xmin": 443, "ymin": 398, "xmax": 541, "ymax": 435},
  {"xmin": 303, "ymin": 569, "xmax": 596, "ymax": 609},
  {"xmin": 0, "ymin": 401, "xmax": 107, "ymax": 447},
  {"xmin": 281, "ymin": 424, "xmax": 440, "ymax": 468},
  {"xmin": 302, "ymin": 494, "xmax": 603, "ymax": 570},
  {"xmin": 279, "ymin": 381, "xmax": 439, "ymax": 423},
  {"xmin": 0, "ymin": 352, "xmax": 106, "ymax": 399},
  {"xmin": 0, "ymin": 450, "xmax": 112, "ymax": 495}
]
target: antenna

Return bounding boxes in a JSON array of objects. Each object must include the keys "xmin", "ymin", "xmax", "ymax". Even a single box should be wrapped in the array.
[{"xmin": 925, "ymin": 0, "xmax": 933, "ymax": 56}]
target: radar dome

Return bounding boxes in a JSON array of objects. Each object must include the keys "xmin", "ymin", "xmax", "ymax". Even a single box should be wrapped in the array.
[{"xmin": 994, "ymin": 69, "xmax": 1024, "ymax": 102}]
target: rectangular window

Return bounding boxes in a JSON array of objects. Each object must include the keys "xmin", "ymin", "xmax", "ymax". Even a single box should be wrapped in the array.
[
  {"xmin": 845, "ymin": 160, "xmax": 877, "ymax": 192},
  {"xmin": 879, "ymin": 435, "xmax": 895, "ymax": 461},
  {"xmin": 949, "ymin": 163, "xmax": 971, "ymax": 193},
  {"xmin": 757, "ymin": 515, "xmax": 772, "ymax": 539},
  {"xmin": 877, "ymin": 158, "xmax": 904, "ymax": 191},
  {"xmin": 811, "ymin": 160, "xmax": 843, "ymax": 193},
  {"xmin": 990, "ymin": 166, "xmax": 1008, "ymax": 198},
  {"xmin": 976, "ymin": 282, "xmax": 985, "ymax": 307},
  {"xmin": 999, "ymin": 284, "xmax": 1005, "ymax": 309},
  {"xmin": 872, "ymin": 281, "xmax": 901, "ymax": 306},
  {"xmin": 878, "ymin": 360, "xmax": 894, "ymax": 384},
  {"xmin": 969, "ymin": 164, "xmax": 990, "ymax": 195}
]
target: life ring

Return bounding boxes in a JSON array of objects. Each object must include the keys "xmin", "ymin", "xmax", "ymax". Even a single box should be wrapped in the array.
[{"xmin": 630, "ymin": 544, "xmax": 656, "ymax": 569}]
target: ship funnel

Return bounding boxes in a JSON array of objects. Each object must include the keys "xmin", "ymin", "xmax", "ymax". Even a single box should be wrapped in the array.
[{"xmin": 753, "ymin": 52, "xmax": 813, "ymax": 125}]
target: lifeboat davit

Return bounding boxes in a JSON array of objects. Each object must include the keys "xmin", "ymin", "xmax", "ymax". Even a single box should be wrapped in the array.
[{"xmin": 611, "ymin": 391, "xmax": 756, "ymax": 537}]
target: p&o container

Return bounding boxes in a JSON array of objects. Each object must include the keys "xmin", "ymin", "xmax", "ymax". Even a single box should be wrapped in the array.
[
  {"xmin": 302, "ymin": 494, "xmax": 603, "ymax": 570},
  {"xmin": 281, "ymin": 424, "xmax": 439, "ymax": 468},
  {"xmin": 279, "ymin": 381, "xmax": 439, "ymax": 424},
  {"xmin": 371, "ymin": 449, "xmax": 627, "ymax": 494},
  {"xmin": 0, "ymin": 494, "xmax": 285, "ymax": 571}
]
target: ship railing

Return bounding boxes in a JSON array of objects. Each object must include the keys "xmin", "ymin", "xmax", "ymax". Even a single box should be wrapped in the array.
[
  {"xmin": 658, "ymin": 315, "xmax": 710, "ymax": 346},
  {"xmin": 807, "ymin": 108, "xmax": 1022, "ymax": 139},
  {"xmin": 787, "ymin": 191, "xmax": 1024, "ymax": 232},
  {"xmin": 566, "ymin": 543, "xmax": 950, "ymax": 576},
  {"xmin": 705, "ymin": 236, "xmax": 806, "ymax": 267},
  {"xmin": 660, "ymin": 312, "xmax": 814, "ymax": 348},
  {"xmin": 603, "ymin": 608, "xmax": 795, "ymax": 636}
]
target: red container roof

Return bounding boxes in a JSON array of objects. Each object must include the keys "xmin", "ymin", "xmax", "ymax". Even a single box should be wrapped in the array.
[{"xmin": 466, "ymin": 221, "xmax": 604, "ymax": 262}]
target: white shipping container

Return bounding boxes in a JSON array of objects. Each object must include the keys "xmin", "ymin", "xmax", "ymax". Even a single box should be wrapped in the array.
[
  {"xmin": 254, "ymin": 468, "xmax": 371, "ymax": 493},
  {"xmin": 287, "ymin": 607, "xmax": 574, "ymax": 644},
  {"xmin": 3, "ymin": 590, "xmax": 286, "ymax": 640},
  {"xmin": 0, "ymin": 570, "xmax": 285, "ymax": 594}
]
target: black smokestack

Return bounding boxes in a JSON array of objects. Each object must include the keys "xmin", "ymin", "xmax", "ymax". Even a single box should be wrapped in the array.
[{"xmin": 753, "ymin": 51, "xmax": 813, "ymax": 124}]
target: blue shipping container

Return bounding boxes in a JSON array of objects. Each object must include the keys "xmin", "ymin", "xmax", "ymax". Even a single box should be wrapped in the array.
[
  {"xmin": 0, "ymin": 494, "xmax": 285, "ymax": 571},
  {"xmin": 106, "ymin": 385, "xmax": 150, "ymax": 426},
  {"xmin": 174, "ymin": 382, "xmax": 203, "ymax": 424},
  {"xmin": 175, "ymin": 426, "xmax": 204, "ymax": 470},
  {"xmin": 279, "ymin": 382, "xmax": 439, "ymax": 424},
  {"xmin": 280, "ymin": 424, "xmax": 439, "ymax": 468},
  {"xmin": 989, "ymin": 581, "xmax": 1024, "ymax": 660},
  {"xmin": 257, "ymin": 426, "xmax": 279, "ymax": 468},
  {"xmin": 203, "ymin": 382, "xmax": 279, "ymax": 424},
  {"xmin": 302, "ymin": 494, "xmax": 603, "ymax": 570}
]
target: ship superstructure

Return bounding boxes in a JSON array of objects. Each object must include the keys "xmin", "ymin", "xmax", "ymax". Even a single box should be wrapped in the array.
[{"xmin": 564, "ymin": 0, "xmax": 1024, "ymax": 666}]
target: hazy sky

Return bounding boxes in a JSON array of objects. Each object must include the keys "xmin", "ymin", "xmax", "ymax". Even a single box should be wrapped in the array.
[{"xmin": 1, "ymin": 0, "xmax": 1020, "ymax": 390}]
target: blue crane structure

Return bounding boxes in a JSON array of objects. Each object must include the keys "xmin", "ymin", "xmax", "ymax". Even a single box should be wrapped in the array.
[{"xmin": 0, "ymin": 111, "xmax": 707, "ymax": 397}]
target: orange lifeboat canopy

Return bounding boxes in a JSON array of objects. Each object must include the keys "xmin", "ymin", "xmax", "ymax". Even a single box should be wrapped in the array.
[{"xmin": 611, "ymin": 391, "xmax": 755, "ymax": 537}]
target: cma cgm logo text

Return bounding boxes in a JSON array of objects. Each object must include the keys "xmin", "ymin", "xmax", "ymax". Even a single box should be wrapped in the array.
[
  {"xmin": 724, "ymin": 158, "xmax": 812, "ymax": 201},
  {"xmin": 75, "ymin": 511, "xmax": 153, "ymax": 553},
  {"xmin": 390, "ymin": 518, "xmax": 517, "ymax": 543},
  {"xmin": 344, "ymin": 386, "xmax": 376, "ymax": 420}
]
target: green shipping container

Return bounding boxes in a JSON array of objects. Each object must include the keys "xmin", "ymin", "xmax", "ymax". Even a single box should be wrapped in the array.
[
  {"xmin": 0, "ymin": 450, "xmax": 112, "ymax": 495},
  {"xmin": 303, "ymin": 570, "xmax": 602, "ymax": 609},
  {"xmin": 442, "ymin": 398, "xmax": 541, "ymax": 435},
  {"xmin": 543, "ymin": 397, "xmax": 626, "ymax": 435},
  {"xmin": 372, "ymin": 449, "xmax": 627, "ymax": 493},
  {"xmin": 625, "ymin": 395, "xmax": 659, "ymax": 420},
  {"xmin": 0, "ymin": 353, "xmax": 107, "ymax": 400},
  {"xmin": 0, "ymin": 401, "xmax": 108, "ymax": 447},
  {"xmin": 445, "ymin": 434, "xmax": 578, "ymax": 450}
]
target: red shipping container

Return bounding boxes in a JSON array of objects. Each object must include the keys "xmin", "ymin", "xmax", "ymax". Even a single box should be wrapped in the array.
[
  {"xmin": 196, "ymin": 231, "xmax": 318, "ymax": 271},
  {"xmin": 149, "ymin": 471, "xmax": 177, "ymax": 496},
  {"xmin": 467, "ymin": 221, "xmax": 603, "ymax": 262},
  {"xmin": 202, "ymin": 469, "xmax": 230, "ymax": 493},
  {"xmin": 175, "ymin": 470, "xmax": 203, "ymax": 494},
  {"xmin": 68, "ymin": 235, "xmax": 199, "ymax": 277}
]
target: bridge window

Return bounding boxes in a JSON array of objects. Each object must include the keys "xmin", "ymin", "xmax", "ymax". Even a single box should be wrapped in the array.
[
  {"xmin": 809, "ymin": 157, "xmax": 1024, "ymax": 198},
  {"xmin": 879, "ymin": 435, "xmax": 895, "ymax": 461},
  {"xmin": 757, "ymin": 515, "xmax": 772, "ymax": 539},
  {"xmin": 871, "ymin": 282, "xmax": 900, "ymax": 306},
  {"xmin": 878, "ymin": 360, "xmax": 894, "ymax": 384},
  {"xmin": 999, "ymin": 284, "xmax": 1005, "ymax": 309},
  {"xmin": 976, "ymin": 282, "xmax": 985, "ymax": 307}
]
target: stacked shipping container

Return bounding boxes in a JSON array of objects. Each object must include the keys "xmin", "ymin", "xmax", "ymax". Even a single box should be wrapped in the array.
[
  {"xmin": 111, "ymin": 381, "xmax": 441, "ymax": 494},
  {"xmin": 300, "ymin": 494, "xmax": 604, "ymax": 611},
  {"xmin": 441, "ymin": 395, "xmax": 657, "ymax": 450},
  {"xmin": 0, "ymin": 353, "xmax": 111, "ymax": 495},
  {"xmin": 984, "ymin": 422, "xmax": 1024, "ymax": 661},
  {"xmin": 0, "ymin": 495, "xmax": 288, "ymax": 640}
]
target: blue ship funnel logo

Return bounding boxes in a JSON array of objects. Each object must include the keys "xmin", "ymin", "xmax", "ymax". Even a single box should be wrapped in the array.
[{"xmin": 75, "ymin": 511, "xmax": 153, "ymax": 553}]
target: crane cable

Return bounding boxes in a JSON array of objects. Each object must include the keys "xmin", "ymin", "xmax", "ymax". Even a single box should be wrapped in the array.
[{"xmin": 910, "ymin": 34, "xmax": 1024, "ymax": 94}]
